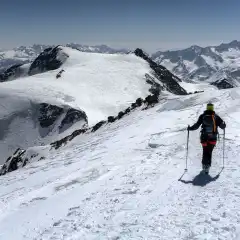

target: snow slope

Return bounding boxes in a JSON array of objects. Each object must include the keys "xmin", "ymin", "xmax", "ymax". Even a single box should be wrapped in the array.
[
  {"xmin": 0, "ymin": 86, "xmax": 240, "ymax": 239},
  {"xmin": 179, "ymin": 81, "xmax": 217, "ymax": 93},
  {"xmin": 0, "ymin": 47, "xmax": 160, "ymax": 162}
]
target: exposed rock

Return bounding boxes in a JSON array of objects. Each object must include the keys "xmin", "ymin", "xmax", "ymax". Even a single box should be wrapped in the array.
[
  {"xmin": 92, "ymin": 121, "xmax": 107, "ymax": 132},
  {"xmin": 117, "ymin": 111, "xmax": 125, "ymax": 119},
  {"xmin": 0, "ymin": 59, "xmax": 29, "ymax": 75},
  {"xmin": 108, "ymin": 116, "xmax": 116, "ymax": 123},
  {"xmin": 136, "ymin": 98, "xmax": 143, "ymax": 107},
  {"xmin": 0, "ymin": 148, "xmax": 27, "ymax": 175},
  {"xmin": 145, "ymin": 73, "xmax": 163, "ymax": 95},
  {"xmin": 210, "ymin": 79, "xmax": 234, "ymax": 89},
  {"xmin": 0, "ymin": 43, "xmax": 129, "ymax": 73},
  {"xmin": 124, "ymin": 107, "xmax": 131, "ymax": 114},
  {"xmin": 56, "ymin": 69, "xmax": 65, "ymax": 79},
  {"xmin": 134, "ymin": 48, "xmax": 187, "ymax": 95},
  {"xmin": 51, "ymin": 128, "xmax": 87, "ymax": 149},
  {"xmin": 29, "ymin": 46, "xmax": 69, "ymax": 76},
  {"xmin": 145, "ymin": 94, "xmax": 159, "ymax": 106},
  {"xmin": 0, "ymin": 46, "xmax": 69, "ymax": 81},
  {"xmin": 1, "ymin": 91, "xmax": 165, "ymax": 176},
  {"xmin": 152, "ymin": 40, "xmax": 240, "ymax": 83},
  {"xmin": 59, "ymin": 108, "xmax": 88, "ymax": 133},
  {"xmin": 38, "ymin": 103, "xmax": 87, "ymax": 133},
  {"xmin": 38, "ymin": 103, "xmax": 64, "ymax": 128},
  {"xmin": 131, "ymin": 103, "xmax": 137, "ymax": 109},
  {"xmin": 0, "ymin": 147, "xmax": 49, "ymax": 175},
  {"xmin": 0, "ymin": 63, "xmax": 25, "ymax": 82}
]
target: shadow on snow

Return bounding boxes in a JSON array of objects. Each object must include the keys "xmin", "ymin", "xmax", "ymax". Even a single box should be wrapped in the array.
[{"xmin": 178, "ymin": 168, "xmax": 224, "ymax": 187}]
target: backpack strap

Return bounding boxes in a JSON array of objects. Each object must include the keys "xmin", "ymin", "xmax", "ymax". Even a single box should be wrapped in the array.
[{"xmin": 212, "ymin": 113, "xmax": 216, "ymax": 133}]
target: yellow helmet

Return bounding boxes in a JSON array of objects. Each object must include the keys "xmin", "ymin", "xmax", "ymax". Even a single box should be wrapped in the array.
[{"xmin": 207, "ymin": 103, "xmax": 214, "ymax": 111}]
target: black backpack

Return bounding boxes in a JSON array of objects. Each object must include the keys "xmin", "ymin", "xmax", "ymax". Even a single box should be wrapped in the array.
[{"xmin": 202, "ymin": 113, "xmax": 217, "ymax": 134}]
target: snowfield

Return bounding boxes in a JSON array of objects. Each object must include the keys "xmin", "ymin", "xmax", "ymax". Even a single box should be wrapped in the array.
[
  {"xmin": 1, "ymin": 86, "xmax": 240, "ymax": 239},
  {"xmin": 1, "ymin": 47, "xmax": 154, "ymax": 125},
  {"xmin": 0, "ymin": 48, "xmax": 158, "ymax": 163}
]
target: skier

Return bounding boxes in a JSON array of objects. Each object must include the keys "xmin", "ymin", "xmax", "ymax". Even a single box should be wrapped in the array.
[{"xmin": 187, "ymin": 103, "xmax": 226, "ymax": 173}]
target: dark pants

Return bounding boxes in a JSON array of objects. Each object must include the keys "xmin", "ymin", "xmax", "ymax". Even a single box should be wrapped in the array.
[{"xmin": 201, "ymin": 142, "xmax": 215, "ymax": 166}]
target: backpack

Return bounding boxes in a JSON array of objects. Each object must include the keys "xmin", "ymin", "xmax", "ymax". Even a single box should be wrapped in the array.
[{"xmin": 202, "ymin": 113, "xmax": 217, "ymax": 134}]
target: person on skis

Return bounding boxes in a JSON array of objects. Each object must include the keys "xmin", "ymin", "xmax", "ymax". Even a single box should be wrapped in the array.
[{"xmin": 187, "ymin": 103, "xmax": 226, "ymax": 173}]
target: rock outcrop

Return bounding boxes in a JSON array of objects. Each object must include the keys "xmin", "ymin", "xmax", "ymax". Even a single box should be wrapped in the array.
[
  {"xmin": 210, "ymin": 79, "xmax": 234, "ymax": 89},
  {"xmin": 29, "ymin": 46, "xmax": 69, "ymax": 76},
  {"xmin": 134, "ymin": 48, "xmax": 187, "ymax": 95},
  {"xmin": 0, "ymin": 148, "xmax": 27, "ymax": 175},
  {"xmin": 0, "ymin": 46, "xmax": 69, "ymax": 81}
]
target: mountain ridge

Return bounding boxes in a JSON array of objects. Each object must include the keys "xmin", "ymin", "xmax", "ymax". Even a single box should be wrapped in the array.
[
  {"xmin": 2, "ymin": 40, "xmax": 240, "ymax": 85},
  {"xmin": 151, "ymin": 40, "xmax": 240, "ymax": 85}
]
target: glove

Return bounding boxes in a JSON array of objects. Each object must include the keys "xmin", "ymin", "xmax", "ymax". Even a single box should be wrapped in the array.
[
  {"xmin": 187, "ymin": 125, "xmax": 191, "ymax": 131},
  {"xmin": 221, "ymin": 121, "xmax": 226, "ymax": 129}
]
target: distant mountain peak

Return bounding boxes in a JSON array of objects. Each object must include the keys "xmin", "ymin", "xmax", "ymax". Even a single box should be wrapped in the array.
[
  {"xmin": 190, "ymin": 45, "xmax": 202, "ymax": 50},
  {"xmin": 152, "ymin": 40, "xmax": 240, "ymax": 85}
]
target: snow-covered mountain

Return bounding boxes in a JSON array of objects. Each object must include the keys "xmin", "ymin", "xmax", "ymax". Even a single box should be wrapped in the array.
[
  {"xmin": 1, "ymin": 42, "xmax": 240, "ymax": 239},
  {"xmin": 0, "ymin": 46, "xmax": 186, "ymax": 164},
  {"xmin": 0, "ymin": 80, "xmax": 239, "ymax": 239},
  {"xmin": 0, "ymin": 44, "xmax": 129, "ymax": 73},
  {"xmin": 3, "ymin": 40, "xmax": 240, "ymax": 88},
  {"xmin": 152, "ymin": 40, "xmax": 240, "ymax": 86},
  {"xmin": 0, "ymin": 44, "xmax": 49, "ymax": 72}
]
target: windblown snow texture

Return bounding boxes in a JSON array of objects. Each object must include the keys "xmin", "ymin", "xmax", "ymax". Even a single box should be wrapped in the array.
[{"xmin": 0, "ymin": 84, "xmax": 240, "ymax": 239}]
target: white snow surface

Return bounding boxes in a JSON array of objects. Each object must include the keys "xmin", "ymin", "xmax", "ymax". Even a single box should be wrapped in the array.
[
  {"xmin": 0, "ymin": 50, "xmax": 29, "ymax": 60},
  {"xmin": 183, "ymin": 60, "xmax": 199, "ymax": 72},
  {"xmin": 1, "ymin": 86, "xmax": 240, "ymax": 239},
  {"xmin": 0, "ymin": 48, "xmax": 157, "ymax": 163},
  {"xmin": 158, "ymin": 58, "xmax": 178, "ymax": 72},
  {"xmin": 1, "ymin": 47, "xmax": 154, "ymax": 125},
  {"xmin": 179, "ymin": 81, "xmax": 217, "ymax": 93}
]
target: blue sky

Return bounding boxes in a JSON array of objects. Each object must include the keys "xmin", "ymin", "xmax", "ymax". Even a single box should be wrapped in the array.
[{"xmin": 0, "ymin": 0, "xmax": 240, "ymax": 52}]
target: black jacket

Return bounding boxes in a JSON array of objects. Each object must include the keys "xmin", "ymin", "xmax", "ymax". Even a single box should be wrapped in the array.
[{"xmin": 189, "ymin": 110, "xmax": 226, "ymax": 141}]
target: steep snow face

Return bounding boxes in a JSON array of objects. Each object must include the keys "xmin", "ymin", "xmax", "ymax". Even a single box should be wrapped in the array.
[
  {"xmin": 0, "ymin": 86, "xmax": 240, "ymax": 239},
  {"xmin": 0, "ymin": 47, "xmax": 160, "ymax": 162},
  {"xmin": 152, "ymin": 40, "xmax": 240, "ymax": 84}
]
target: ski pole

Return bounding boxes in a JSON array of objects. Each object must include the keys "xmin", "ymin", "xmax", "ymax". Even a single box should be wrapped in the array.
[
  {"xmin": 185, "ymin": 127, "xmax": 190, "ymax": 171},
  {"xmin": 223, "ymin": 128, "xmax": 225, "ymax": 168}
]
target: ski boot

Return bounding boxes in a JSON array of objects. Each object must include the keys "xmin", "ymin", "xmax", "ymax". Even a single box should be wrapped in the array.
[{"xmin": 202, "ymin": 164, "xmax": 210, "ymax": 174}]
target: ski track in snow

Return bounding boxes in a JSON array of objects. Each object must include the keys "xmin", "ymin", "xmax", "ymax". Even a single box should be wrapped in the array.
[{"xmin": 1, "ymin": 88, "xmax": 240, "ymax": 239}]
